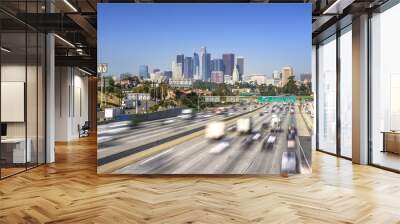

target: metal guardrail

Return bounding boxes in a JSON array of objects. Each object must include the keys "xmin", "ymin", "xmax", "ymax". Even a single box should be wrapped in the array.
[{"xmin": 296, "ymin": 136, "xmax": 312, "ymax": 172}]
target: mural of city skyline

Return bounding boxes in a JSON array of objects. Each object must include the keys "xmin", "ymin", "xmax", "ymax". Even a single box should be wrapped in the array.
[{"xmin": 97, "ymin": 3, "xmax": 312, "ymax": 176}]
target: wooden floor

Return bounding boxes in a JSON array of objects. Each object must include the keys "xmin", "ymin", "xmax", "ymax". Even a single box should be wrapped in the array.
[{"xmin": 1, "ymin": 136, "xmax": 400, "ymax": 224}]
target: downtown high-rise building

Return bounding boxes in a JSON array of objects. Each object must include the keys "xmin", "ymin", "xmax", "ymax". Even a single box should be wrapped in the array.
[
  {"xmin": 201, "ymin": 47, "xmax": 211, "ymax": 81},
  {"xmin": 184, "ymin": 56, "xmax": 194, "ymax": 79},
  {"xmin": 139, "ymin": 65, "xmax": 149, "ymax": 79},
  {"xmin": 164, "ymin": 70, "xmax": 173, "ymax": 79},
  {"xmin": 273, "ymin": 70, "xmax": 281, "ymax": 80},
  {"xmin": 281, "ymin": 66, "xmax": 294, "ymax": 86},
  {"xmin": 223, "ymin": 53, "xmax": 235, "ymax": 77},
  {"xmin": 172, "ymin": 62, "xmax": 183, "ymax": 80},
  {"xmin": 211, "ymin": 71, "xmax": 224, "ymax": 84},
  {"xmin": 176, "ymin": 54, "xmax": 184, "ymax": 74},
  {"xmin": 193, "ymin": 52, "xmax": 200, "ymax": 80},
  {"xmin": 211, "ymin": 59, "xmax": 224, "ymax": 72},
  {"xmin": 232, "ymin": 64, "xmax": 240, "ymax": 83},
  {"xmin": 236, "ymin": 57, "xmax": 244, "ymax": 80}
]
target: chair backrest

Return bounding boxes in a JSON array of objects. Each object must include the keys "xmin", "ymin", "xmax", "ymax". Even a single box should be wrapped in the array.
[{"xmin": 82, "ymin": 121, "xmax": 90, "ymax": 129}]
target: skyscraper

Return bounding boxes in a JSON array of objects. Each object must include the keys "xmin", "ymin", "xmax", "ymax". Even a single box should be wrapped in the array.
[
  {"xmin": 273, "ymin": 70, "xmax": 281, "ymax": 80},
  {"xmin": 172, "ymin": 62, "xmax": 183, "ymax": 80},
  {"xmin": 232, "ymin": 65, "xmax": 240, "ymax": 83},
  {"xmin": 211, "ymin": 59, "xmax": 224, "ymax": 72},
  {"xmin": 281, "ymin": 66, "xmax": 294, "ymax": 86},
  {"xmin": 177, "ymin": 54, "xmax": 184, "ymax": 74},
  {"xmin": 222, "ymin": 53, "xmax": 235, "ymax": 77},
  {"xmin": 193, "ymin": 52, "xmax": 200, "ymax": 80},
  {"xmin": 211, "ymin": 71, "xmax": 224, "ymax": 84},
  {"xmin": 164, "ymin": 70, "xmax": 173, "ymax": 79},
  {"xmin": 184, "ymin": 56, "xmax": 194, "ymax": 79},
  {"xmin": 139, "ymin": 65, "xmax": 149, "ymax": 79},
  {"xmin": 236, "ymin": 57, "xmax": 244, "ymax": 80},
  {"xmin": 201, "ymin": 47, "xmax": 211, "ymax": 81}
]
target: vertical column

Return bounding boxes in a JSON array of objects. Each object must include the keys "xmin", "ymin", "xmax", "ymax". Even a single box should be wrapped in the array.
[
  {"xmin": 45, "ymin": 1, "xmax": 55, "ymax": 163},
  {"xmin": 352, "ymin": 14, "xmax": 369, "ymax": 164},
  {"xmin": 311, "ymin": 45, "xmax": 317, "ymax": 151},
  {"xmin": 46, "ymin": 33, "xmax": 55, "ymax": 163}
]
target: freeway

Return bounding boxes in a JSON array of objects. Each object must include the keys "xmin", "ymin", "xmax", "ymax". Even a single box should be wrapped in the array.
[
  {"xmin": 111, "ymin": 103, "xmax": 312, "ymax": 175},
  {"xmin": 97, "ymin": 106, "xmax": 260, "ymax": 163}
]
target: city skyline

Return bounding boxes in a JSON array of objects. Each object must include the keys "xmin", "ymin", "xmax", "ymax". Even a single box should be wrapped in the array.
[{"xmin": 98, "ymin": 4, "xmax": 311, "ymax": 78}]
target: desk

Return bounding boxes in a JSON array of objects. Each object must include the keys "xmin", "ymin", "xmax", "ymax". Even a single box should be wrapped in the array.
[
  {"xmin": 1, "ymin": 138, "xmax": 31, "ymax": 164},
  {"xmin": 382, "ymin": 131, "xmax": 400, "ymax": 154}
]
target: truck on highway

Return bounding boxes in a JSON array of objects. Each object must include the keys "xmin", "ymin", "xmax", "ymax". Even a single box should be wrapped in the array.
[
  {"xmin": 205, "ymin": 121, "xmax": 225, "ymax": 140},
  {"xmin": 237, "ymin": 118, "xmax": 252, "ymax": 134},
  {"xmin": 270, "ymin": 114, "xmax": 281, "ymax": 133}
]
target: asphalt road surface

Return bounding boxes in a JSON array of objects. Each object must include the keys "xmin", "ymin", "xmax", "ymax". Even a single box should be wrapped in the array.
[{"xmin": 109, "ymin": 104, "xmax": 312, "ymax": 175}]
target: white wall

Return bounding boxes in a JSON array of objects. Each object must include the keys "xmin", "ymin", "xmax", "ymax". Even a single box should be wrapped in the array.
[{"xmin": 55, "ymin": 67, "xmax": 89, "ymax": 141}]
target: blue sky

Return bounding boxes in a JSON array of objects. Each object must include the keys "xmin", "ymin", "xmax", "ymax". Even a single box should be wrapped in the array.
[{"xmin": 98, "ymin": 3, "xmax": 311, "ymax": 78}]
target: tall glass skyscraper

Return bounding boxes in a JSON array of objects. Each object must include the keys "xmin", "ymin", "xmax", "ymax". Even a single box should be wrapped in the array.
[
  {"xmin": 193, "ymin": 52, "xmax": 200, "ymax": 79},
  {"xmin": 236, "ymin": 57, "xmax": 244, "ymax": 80},
  {"xmin": 223, "ymin": 53, "xmax": 235, "ymax": 77},
  {"xmin": 177, "ymin": 54, "xmax": 185, "ymax": 74},
  {"xmin": 211, "ymin": 59, "xmax": 224, "ymax": 72},
  {"xmin": 184, "ymin": 56, "xmax": 194, "ymax": 79},
  {"xmin": 139, "ymin": 65, "xmax": 149, "ymax": 78},
  {"xmin": 201, "ymin": 47, "xmax": 211, "ymax": 81}
]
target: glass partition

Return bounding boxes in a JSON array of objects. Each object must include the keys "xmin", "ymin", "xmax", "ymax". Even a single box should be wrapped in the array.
[
  {"xmin": 317, "ymin": 35, "xmax": 337, "ymax": 154},
  {"xmin": 0, "ymin": 2, "xmax": 46, "ymax": 179},
  {"xmin": 1, "ymin": 31, "xmax": 28, "ymax": 177},
  {"xmin": 371, "ymin": 3, "xmax": 400, "ymax": 171},
  {"xmin": 339, "ymin": 26, "xmax": 352, "ymax": 158}
]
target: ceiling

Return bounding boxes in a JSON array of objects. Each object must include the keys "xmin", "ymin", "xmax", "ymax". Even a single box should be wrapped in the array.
[{"xmin": 0, "ymin": 0, "xmax": 389, "ymax": 73}]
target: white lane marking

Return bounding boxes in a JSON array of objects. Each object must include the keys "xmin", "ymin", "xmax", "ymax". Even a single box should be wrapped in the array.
[
  {"xmin": 209, "ymin": 142, "xmax": 230, "ymax": 154},
  {"xmin": 139, "ymin": 148, "xmax": 174, "ymax": 165},
  {"xmin": 98, "ymin": 127, "xmax": 130, "ymax": 135},
  {"xmin": 97, "ymin": 136, "xmax": 113, "ymax": 143},
  {"xmin": 162, "ymin": 119, "xmax": 175, "ymax": 124},
  {"xmin": 108, "ymin": 122, "xmax": 130, "ymax": 128}
]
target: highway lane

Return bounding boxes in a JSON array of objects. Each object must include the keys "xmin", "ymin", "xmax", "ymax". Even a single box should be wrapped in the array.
[
  {"xmin": 243, "ymin": 111, "xmax": 291, "ymax": 174},
  {"xmin": 114, "ymin": 109, "xmax": 265, "ymax": 174},
  {"xmin": 97, "ymin": 107, "xmax": 256, "ymax": 160},
  {"xmin": 114, "ymin": 106, "xmax": 303, "ymax": 174}
]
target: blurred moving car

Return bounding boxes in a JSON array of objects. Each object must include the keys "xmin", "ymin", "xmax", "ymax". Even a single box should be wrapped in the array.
[
  {"xmin": 287, "ymin": 125, "xmax": 298, "ymax": 140},
  {"xmin": 214, "ymin": 107, "xmax": 227, "ymax": 115},
  {"xmin": 227, "ymin": 125, "xmax": 236, "ymax": 132},
  {"xmin": 162, "ymin": 119, "xmax": 175, "ymax": 125},
  {"xmin": 261, "ymin": 122, "xmax": 269, "ymax": 130},
  {"xmin": 178, "ymin": 109, "xmax": 195, "ymax": 120},
  {"xmin": 242, "ymin": 135, "xmax": 254, "ymax": 146},
  {"xmin": 263, "ymin": 134, "xmax": 276, "ymax": 150},
  {"xmin": 287, "ymin": 139, "xmax": 296, "ymax": 149},
  {"xmin": 252, "ymin": 132, "xmax": 262, "ymax": 141},
  {"xmin": 281, "ymin": 151, "xmax": 297, "ymax": 175},
  {"xmin": 205, "ymin": 121, "xmax": 225, "ymax": 139},
  {"xmin": 237, "ymin": 118, "xmax": 252, "ymax": 134}
]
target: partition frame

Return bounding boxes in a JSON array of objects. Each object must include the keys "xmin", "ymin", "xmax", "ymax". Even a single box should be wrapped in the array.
[{"xmin": 0, "ymin": 1, "xmax": 47, "ymax": 180}]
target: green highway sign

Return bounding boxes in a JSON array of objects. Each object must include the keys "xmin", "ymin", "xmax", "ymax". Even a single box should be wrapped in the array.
[{"xmin": 257, "ymin": 96, "xmax": 296, "ymax": 103}]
